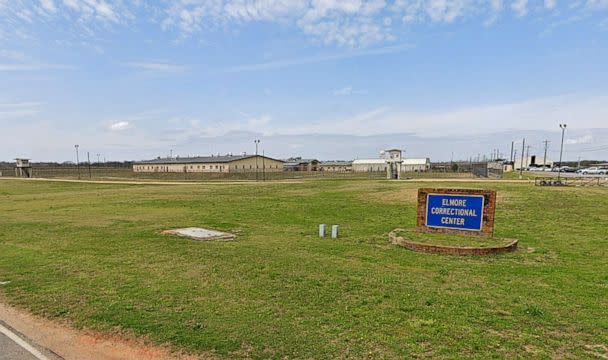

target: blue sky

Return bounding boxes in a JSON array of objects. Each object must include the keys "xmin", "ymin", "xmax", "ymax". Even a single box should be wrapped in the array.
[{"xmin": 1, "ymin": 0, "xmax": 608, "ymax": 162}]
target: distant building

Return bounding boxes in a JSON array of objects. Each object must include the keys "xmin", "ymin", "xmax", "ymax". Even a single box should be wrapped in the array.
[
  {"xmin": 514, "ymin": 154, "xmax": 553, "ymax": 170},
  {"xmin": 133, "ymin": 154, "xmax": 284, "ymax": 173},
  {"xmin": 319, "ymin": 161, "xmax": 352, "ymax": 172},
  {"xmin": 283, "ymin": 157, "xmax": 320, "ymax": 171},
  {"xmin": 352, "ymin": 159, "xmax": 387, "ymax": 172},
  {"xmin": 402, "ymin": 158, "xmax": 431, "ymax": 172},
  {"xmin": 353, "ymin": 151, "xmax": 431, "ymax": 177}
]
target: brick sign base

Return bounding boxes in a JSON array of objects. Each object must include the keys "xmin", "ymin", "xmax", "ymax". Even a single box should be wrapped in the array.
[
  {"xmin": 417, "ymin": 188, "xmax": 497, "ymax": 237},
  {"xmin": 389, "ymin": 229, "xmax": 518, "ymax": 256}
]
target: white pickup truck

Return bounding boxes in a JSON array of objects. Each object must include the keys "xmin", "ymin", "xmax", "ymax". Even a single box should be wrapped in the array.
[{"xmin": 578, "ymin": 167, "xmax": 607, "ymax": 175}]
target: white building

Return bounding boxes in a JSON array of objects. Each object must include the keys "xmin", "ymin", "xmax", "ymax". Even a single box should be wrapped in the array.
[
  {"xmin": 513, "ymin": 154, "xmax": 553, "ymax": 170},
  {"xmin": 402, "ymin": 158, "xmax": 431, "ymax": 172},
  {"xmin": 352, "ymin": 157, "xmax": 431, "ymax": 173},
  {"xmin": 352, "ymin": 159, "xmax": 387, "ymax": 172}
]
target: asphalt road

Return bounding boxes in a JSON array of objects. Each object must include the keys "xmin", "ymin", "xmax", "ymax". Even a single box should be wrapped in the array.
[{"xmin": 0, "ymin": 321, "xmax": 61, "ymax": 360}]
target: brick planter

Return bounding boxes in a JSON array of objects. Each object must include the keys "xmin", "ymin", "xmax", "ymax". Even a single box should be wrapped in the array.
[{"xmin": 389, "ymin": 229, "xmax": 518, "ymax": 256}]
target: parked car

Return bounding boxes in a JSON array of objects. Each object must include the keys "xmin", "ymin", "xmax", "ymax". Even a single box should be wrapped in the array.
[
  {"xmin": 552, "ymin": 166, "xmax": 576, "ymax": 172},
  {"xmin": 579, "ymin": 167, "xmax": 607, "ymax": 175}
]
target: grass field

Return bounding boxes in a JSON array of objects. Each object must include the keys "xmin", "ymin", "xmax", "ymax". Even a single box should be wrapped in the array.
[{"xmin": 1, "ymin": 178, "xmax": 607, "ymax": 358}]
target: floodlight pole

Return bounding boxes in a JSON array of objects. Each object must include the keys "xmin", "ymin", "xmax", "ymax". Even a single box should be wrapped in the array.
[
  {"xmin": 75, "ymin": 144, "xmax": 80, "ymax": 180},
  {"xmin": 262, "ymin": 149, "xmax": 266, "ymax": 181},
  {"xmin": 254, "ymin": 139, "xmax": 260, "ymax": 181},
  {"xmin": 519, "ymin": 138, "xmax": 525, "ymax": 179},
  {"xmin": 558, "ymin": 124, "xmax": 567, "ymax": 183},
  {"xmin": 87, "ymin": 152, "xmax": 92, "ymax": 179}
]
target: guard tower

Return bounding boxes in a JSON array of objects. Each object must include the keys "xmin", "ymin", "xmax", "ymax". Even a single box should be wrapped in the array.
[
  {"xmin": 15, "ymin": 158, "xmax": 32, "ymax": 178},
  {"xmin": 382, "ymin": 149, "xmax": 403, "ymax": 180}
]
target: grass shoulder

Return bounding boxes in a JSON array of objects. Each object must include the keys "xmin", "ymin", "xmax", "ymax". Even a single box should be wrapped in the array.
[{"xmin": 392, "ymin": 228, "xmax": 514, "ymax": 248}]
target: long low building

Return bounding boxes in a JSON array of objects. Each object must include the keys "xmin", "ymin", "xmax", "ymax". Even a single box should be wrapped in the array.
[
  {"xmin": 352, "ymin": 158, "xmax": 431, "ymax": 172},
  {"xmin": 352, "ymin": 159, "xmax": 387, "ymax": 172},
  {"xmin": 402, "ymin": 158, "xmax": 431, "ymax": 172},
  {"xmin": 134, "ymin": 154, "xmax": 284, "ymax": 173},
  {"xmin": 319, "ymin": 161, "xmax": 352, "ymax": 172}
]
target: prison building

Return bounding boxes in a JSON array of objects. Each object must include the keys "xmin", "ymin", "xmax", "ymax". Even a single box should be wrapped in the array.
[
  {"xmin": 319, "ymin": 161, "xmax": 353, "ymax": 172},
  {"xmin": 402, "ymin": 158, "xmax": 431, "ymax": 172},
  {"xmin": 283, "ymin": 158, "xmax": 320, "ymax": 171},
  {"xmin": 133, "ymin": 154, "xmax": 284, "ymax": 173},
  {"xmin": 352, "ymin": 159, "xmax": 387, "ymax": 172}
]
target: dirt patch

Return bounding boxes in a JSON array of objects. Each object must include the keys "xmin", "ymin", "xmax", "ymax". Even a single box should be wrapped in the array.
[
  {"xmin": 0, "ymin": 301, "xmax": 216, "ymax": 360},
  {"xmin": 162, "ymin": 227, "xmax": 236, "ymax": 241}
]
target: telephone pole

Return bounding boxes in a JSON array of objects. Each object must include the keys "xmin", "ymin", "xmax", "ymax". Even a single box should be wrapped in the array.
[
  {"xmin": 558, "ymin": 124, "xmax": 567, "ymax": 182},
  {"xmin": 510, "ymin": 141, "xmax": 514, "ymax": 163},
  {"xmin": 542, "ymin": 140, "xmax": 550, "ymax": 169},
  {"xmin": 254, "ymin": 139, "xmax": 260, "ymax": 181},
  {"xmin": 87, "ymin": 152, "xmax": 92, "ymax": 179},
  {"xmin": 519, "ymin": 138, "xmax": 525, "ymax": 178},
  {"xmin": 526, "ymin": 145, "xmax": 531, "ymax": 168}
]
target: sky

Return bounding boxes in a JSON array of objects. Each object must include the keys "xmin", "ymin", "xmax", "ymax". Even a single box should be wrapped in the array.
[{"xmin": 1, "ymin": 0, "xmax": 608, "ymax": 162}]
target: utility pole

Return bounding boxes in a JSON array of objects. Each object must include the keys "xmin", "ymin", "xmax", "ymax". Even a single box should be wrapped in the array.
[
  {"xmin": 577, "ymin": 156, "xmax": 581, "ymax": 169},
  {"xmin": 262, "ymin": 149, "xmax": 266, "ymax": 181},
  {"xmin": 558, "ymin": 124, "xmax": 567, "ymax": 183},
  {"xmin": 170, "ymin": 149, "xmax": 173, "ymax": 159},
  {"xmin": 254, "ymin": 139, "xmax": 260, "ymax": 181},
  {"xmin": 519, "ymin": 138, "xmax": 525, "ymax": 178},
  {"xmin": 75, "ymin": 144, "xmax": 80, "ymax": 180},
  {"xmin": 96, "ymin": 153, "xmax": 100, "ymax": 164},
  {"xmin": 542, "ymin": 140, "xmax": 550, "ymax": 169},
  {"xmin": 87, "ymin": 152, "xmax": 92, "ymax": 179},
  {"xmin": 526, "ymin": 145, "xmax": 531, "ymax": 168},
  {"xmin": 510, "ymin": 141, "xmax": 514, "ymax": 163}
]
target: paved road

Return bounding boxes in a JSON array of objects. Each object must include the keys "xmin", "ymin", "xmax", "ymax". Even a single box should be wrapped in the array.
[{"xmin": 0, "ymin": 321, "xmax": 62, "ymax": 360}]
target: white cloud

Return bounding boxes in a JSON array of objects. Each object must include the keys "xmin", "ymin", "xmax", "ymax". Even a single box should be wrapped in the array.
[
  {"xmin": 124, "ymin": 62, "xmax": 186, "ymax": 73},
  {"xmin": 0, "ymin": 50, "xmax": 28, "ymax": 61},
  {"xmin": 586, "ymin": 0, "xmax": 608, "ymax": 9},
  {"xmin": 544, "ymin": 0, "xmax": 557, "ymax": 10},
  {"xmin": 1, "ymin": 1, "xmax": 605, "ymax": 47},
  {"xmin": 566, "ymin": 134, "xmax": 593, "ymax": 144},
  {"xmin": 225, "ymin": 43, "xmax": 413, "ymax": 72},
  {"xmin": 0, "ymin": 63, "xmax": 74, "ymax": 71},
  {"xmin": 274, "ymin": 94, "xmax": 608, "ymax": 137},
  {"xmin": 109, "ymin": 121, "xmax": 134, "ymax": 131},
  {"xmin": 40, "ymin": 0, "xmax": 56, "ymax": 13},
  {"xmin": 0, "ymin": 101, "xmax": 42, "ymax": 119},
  {"xmin": 332, "ymin": 86, "xmax": 368, "ymax": 96},
  {"xmin": 511, "ymin": 0, "xmax": 528, "ymax": 17}
]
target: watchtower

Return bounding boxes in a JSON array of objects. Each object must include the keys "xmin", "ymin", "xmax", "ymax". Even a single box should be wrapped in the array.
[
  {"xmin": 15, "ymin": 158, "xmax": 32, "ymax": 178},
  {"xmin": 382, "ymin": 149, "xmax": 403, "ymax": 180}
]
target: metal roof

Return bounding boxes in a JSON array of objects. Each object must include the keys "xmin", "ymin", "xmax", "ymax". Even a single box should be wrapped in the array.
[
  {"xmin": 320, "ymin": 161, "xmax": 352, "ymax": 166},
  {"xmin": 352, "ymin": 159, "xmax": 387, "ymax": 164},
  {"xmin": 136, "ymin": 155, "xmax": 283, "ymax": 165},
  {"xmin": 403, "ymin": 158, "xmax": 430, "ymax": 165}
]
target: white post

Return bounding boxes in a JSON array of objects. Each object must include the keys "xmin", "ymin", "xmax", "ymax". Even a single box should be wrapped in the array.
[{"xmin": 319, "ymin": 224, "xmax": 326, "ymax": 238}]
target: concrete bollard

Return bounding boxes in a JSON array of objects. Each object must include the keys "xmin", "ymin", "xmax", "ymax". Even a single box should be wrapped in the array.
[
  {"xmin": 331, "ymin": 225, "xmax": 339, "ymax": 239},
  {"xmin": 319, "ymin": 224, "xmax": 326, "ymax": 238}
]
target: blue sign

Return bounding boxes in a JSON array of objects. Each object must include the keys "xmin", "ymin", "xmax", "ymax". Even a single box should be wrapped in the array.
[{"xmin": 425, "ymin": 194, "xmax": 485, "ymax": 231}]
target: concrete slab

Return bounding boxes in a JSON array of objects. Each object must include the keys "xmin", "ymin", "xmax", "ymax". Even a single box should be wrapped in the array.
[{"xmin": 162, "ymin": 227, "xmax": 235, "ymax": 241}]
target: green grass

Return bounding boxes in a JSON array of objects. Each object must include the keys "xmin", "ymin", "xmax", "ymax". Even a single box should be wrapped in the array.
[
  {"xmin": 392, "ymin": 229, "xmax": 514, "ymax": 248},
  {"xmin": 0, "ymin": 179, "xmax": 607, "ymax": 358}
]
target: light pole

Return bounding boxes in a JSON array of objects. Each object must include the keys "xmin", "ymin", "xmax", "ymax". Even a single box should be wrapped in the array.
[
  {"xmin": 558, "ymin": 123, "xmax": 567, "ymax": 183},
  {"xmin": 254, "ymin": 139, "xmax": 260, "ymax": 181},
  {"xmin": 75, "ymin": 144, "xmax": 80, "ymax": 179}
]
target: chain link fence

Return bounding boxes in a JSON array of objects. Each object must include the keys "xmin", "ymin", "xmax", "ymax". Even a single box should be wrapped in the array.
[{"xmin": 1, "ymin": 163, "xmax": 479, "ymax": 181}]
